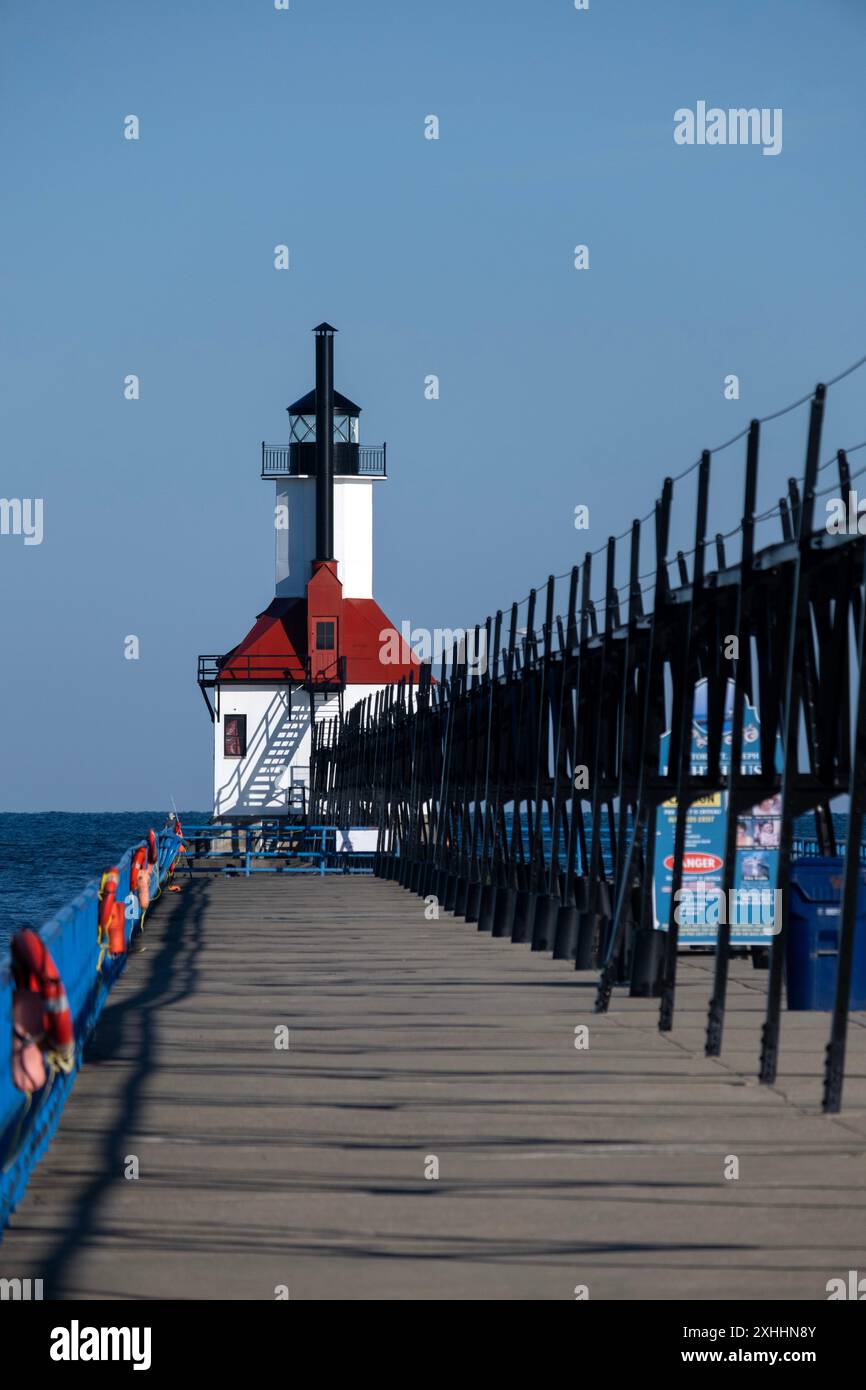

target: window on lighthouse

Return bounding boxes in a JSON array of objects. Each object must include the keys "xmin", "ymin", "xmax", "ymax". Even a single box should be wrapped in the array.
[
  {"xmin": 224, "ymin": 715, "xmax": 247, "ymax": 758},
  {"xmin": 316, "ymin": 622, "xmax": 335, "ymax": 651}
]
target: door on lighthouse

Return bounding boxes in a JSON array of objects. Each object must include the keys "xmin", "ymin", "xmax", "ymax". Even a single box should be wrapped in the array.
[{"xmin": 313, "ymin": 618, "xmax": 338, "ymax": 682}]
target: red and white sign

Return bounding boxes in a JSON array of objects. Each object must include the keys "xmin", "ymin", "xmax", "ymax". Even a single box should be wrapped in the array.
[{"xmin": 662, "ymin": 852, "xmax": 724, "ymax": 874}]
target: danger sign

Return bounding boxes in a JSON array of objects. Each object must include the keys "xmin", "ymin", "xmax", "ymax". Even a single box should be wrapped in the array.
[{"xmin": 663, "ymin": 852, "xmax": 724, "ymax": 874}]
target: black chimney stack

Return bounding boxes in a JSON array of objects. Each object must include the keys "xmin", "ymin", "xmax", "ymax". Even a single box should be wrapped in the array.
[{"xmin": 314, "ymin": 322, "xmax": 337, "ymax": 561}]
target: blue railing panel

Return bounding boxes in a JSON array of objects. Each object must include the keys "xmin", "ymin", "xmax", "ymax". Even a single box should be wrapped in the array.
[
  {"xmin": 0, "ymin": 833, "xmax": 182, "ymax": 1233},
  {"xmin": 178, "ymin": 823, "xmax": 376, "ymax": 875}
]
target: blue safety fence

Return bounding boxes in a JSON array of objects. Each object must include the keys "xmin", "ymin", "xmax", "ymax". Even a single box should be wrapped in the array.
[
  {"xmin": 180, "ymin": 823, "xmax": 376, "ymax": 876},
  {"xmin": 0, "ymin": 832, "xmax": 182, "ymax": 1234},
  {"xmin": 792, "ymin": 837, "xmax": 866, "ymax": 865}
]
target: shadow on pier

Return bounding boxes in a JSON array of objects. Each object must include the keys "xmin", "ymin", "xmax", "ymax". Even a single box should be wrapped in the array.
[{"xmin": 0, "ymin": 876, "xmax": 865, "ymax": 1300}]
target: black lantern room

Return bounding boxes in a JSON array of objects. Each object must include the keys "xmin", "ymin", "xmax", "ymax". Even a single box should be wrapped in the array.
[{"xmin": 287, "ymin": 385, "xmax": 362, "ymax": 476}]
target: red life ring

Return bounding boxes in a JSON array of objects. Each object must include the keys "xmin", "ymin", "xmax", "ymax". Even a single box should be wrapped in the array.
[
  {"xmin": 10, "ymin": 929, "xmax": 75, "ymax": 1074},
  {"xmin": 131, "ymin": 846, "xmax": 147, "ymax": 892},
  {"xmin": 147, "ymin": 829, "xmax": 158, "ymax": 866}
]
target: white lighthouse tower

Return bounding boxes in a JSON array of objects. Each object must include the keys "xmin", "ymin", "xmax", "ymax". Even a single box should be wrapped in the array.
[{"xmin": 198, "ymin": 323, "xmax": 419, "ymax": 819}]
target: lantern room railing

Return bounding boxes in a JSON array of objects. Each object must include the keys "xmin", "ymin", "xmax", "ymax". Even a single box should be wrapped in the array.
[{"xmin": 261, "ymin": 442, "xmax": 387, "ymax": 479}]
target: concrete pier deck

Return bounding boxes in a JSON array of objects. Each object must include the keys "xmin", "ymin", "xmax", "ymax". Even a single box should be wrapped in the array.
[{"xmin": 1, "ymin": 875, "xmax": 865, "ymax": 1300}]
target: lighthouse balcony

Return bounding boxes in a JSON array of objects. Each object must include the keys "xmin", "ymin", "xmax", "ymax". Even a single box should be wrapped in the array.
[
  {"xmin": 261, "ymin": 442, "xmax": 387, "ymax": 479},
  {"xmin": 198, "ymin": 653, "xmax": 306, "ymax": 686},
  {"xmin": 197, "ymin": 653, "xmax": 347, "ymax": 716}
]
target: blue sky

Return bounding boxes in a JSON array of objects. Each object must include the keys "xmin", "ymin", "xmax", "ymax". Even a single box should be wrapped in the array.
[{"xmin": 2, "ymin": 0, "xmax": 865, "ymax": 809}]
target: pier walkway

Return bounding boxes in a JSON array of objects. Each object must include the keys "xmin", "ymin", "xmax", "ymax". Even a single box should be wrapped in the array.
[{"xmin": 2, "ymin": 876, "xmax": 865, "ymax": 1300}]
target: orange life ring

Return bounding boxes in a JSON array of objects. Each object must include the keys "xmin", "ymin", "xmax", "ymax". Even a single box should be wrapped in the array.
[
  {"xmin": 98, "ymin": 866, "xmax": 126, "ymax": 958},
  {"xmin": 98, "ymin": 867, "xmax": 118, "ymax": 937},
  {"xmin": 108, "ymin": 901, "xmax": 126, "ymax": 956},
  {"xmin": 131, "ymin": 846, "xmax": 150, "ymax": 909}
]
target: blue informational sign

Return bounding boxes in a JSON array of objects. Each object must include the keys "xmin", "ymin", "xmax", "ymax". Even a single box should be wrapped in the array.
[{"xmin": 652, "ymin": 678, "xmax": 782, "ymax": 944}]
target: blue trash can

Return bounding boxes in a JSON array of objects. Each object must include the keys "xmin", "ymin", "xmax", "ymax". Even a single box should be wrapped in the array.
[{"xmin": 786, "ymin": 857, "xmax": 866, "ymax": 1011}]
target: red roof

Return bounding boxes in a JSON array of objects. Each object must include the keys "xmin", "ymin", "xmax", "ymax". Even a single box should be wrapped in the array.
[{"xmin": 219, "ymin": 596, "xmax": 421, "ymax": 685}]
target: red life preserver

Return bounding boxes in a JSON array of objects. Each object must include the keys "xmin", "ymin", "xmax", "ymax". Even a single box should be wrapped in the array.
[
  {"xmin": 131, "ymin": 846, "xmax": 147, "ymax": 893},
  {"xmin": 10, "ymin": 929, "xmax": 75, "ymax": 1079},
  {"xmin": 147, "ymin": 830, "xmax": 158, "ymax": 866}
]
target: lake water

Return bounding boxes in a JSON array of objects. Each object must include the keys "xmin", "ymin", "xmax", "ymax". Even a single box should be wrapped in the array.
[{"xmin": 0, "ymin": 812, "xmax": 207, "ymax": 951}]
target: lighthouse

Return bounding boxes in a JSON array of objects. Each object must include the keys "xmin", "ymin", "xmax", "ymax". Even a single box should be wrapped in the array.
[{"xmin": 198, "ymin": 324, "xmax": 420, "ymax": 819}]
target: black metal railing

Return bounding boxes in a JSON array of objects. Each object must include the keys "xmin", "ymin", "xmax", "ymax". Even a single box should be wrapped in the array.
[
  {"xmin": 311, "ymin": 354, "xmax": 866, "ymax": 1116},
  {"xmin": 197, "ymin": 653, "xmax": 347, "ymax": 718},
  {"xmin": 261, "ymin": 442, "xmax": 387, "ymax": 478},
  {"xmin": 197, "ymin": 653, "xmax": 307, "ymax": 686}
]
